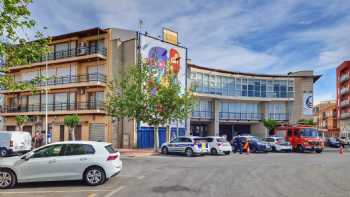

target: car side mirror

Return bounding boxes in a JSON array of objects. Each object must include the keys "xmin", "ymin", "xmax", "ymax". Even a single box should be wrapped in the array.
[{"xmin": 22, "ymin": 152, "xmax": 34, "ymax": 161}]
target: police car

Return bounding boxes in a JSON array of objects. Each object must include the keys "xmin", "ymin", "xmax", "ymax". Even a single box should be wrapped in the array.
[{"xmin": 161, "ymin": 136, "xmax": 209, "ymax": 157}]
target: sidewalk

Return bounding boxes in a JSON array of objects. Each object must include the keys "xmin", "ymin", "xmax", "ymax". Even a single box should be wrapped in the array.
[{"xmin": 119, "ymin": 148, "xmax": 159, "ymax": 157}]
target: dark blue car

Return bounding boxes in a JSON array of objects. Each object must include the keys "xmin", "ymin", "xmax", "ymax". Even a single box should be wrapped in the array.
[
  {"xmin": 326, "ymin": 137, "xmax": 341, "ymax": 148},
  {"xmin": 234, "ymin": 136, "xmax": 270, "ymax": 153}
]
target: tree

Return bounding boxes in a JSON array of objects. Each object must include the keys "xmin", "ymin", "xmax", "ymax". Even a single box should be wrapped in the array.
[
  {"xmin": 262, "ymin": 119, "xmax": 278, "ymax": 136},
  {"xmin": 297, "ymin": 119, "xmax": 314, "ymax": 126},
  {"xmin": 0, "ymin": 0, "xmax": 50, "ymax": 91},
  {"xmin": 64, "ymin": 115, "xmax": 80, "ymax": 141},
  {"xmin": 15, "ymin": 115, "xmax": 29, "ymax": 130},
  {"xmin": 107, "ymin": 62, "xmax": 194, "ymax": 151}
]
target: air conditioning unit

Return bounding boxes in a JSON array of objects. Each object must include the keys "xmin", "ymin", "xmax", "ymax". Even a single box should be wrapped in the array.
[{"xmin": 78, "ymin": 42, "xmax": 87, "ymax": 55}]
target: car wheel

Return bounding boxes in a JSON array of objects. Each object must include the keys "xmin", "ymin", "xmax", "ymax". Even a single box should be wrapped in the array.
[
  {"xmin": 84, "ymin": 166, "xmax": 106, "ymax": 186},
  {"xmin": 0, "ymin": 149, "xmax": 8, "ymax": 157},
  {"xmin": 315, "ymin": 149, "xmax": 323, "ymax": 153},
  {"xmin": 271, "ymin": 146, "xmax": 276, "ymax": 152},
  {"xmin": 224, "ymin": 151, "xmax": 230, "ymax": 155},
  {"xmin": 211, "ymin": 148, "xmax": 218, "ymax": 155},
  {"xmin": 161, "ymin": 147, "xmax": 168, "ymax": 154},
  {"xmin": 297, "ymin": 145, "xmax": 304, "ymax": 153},
  {"xmin": 185, "ymin": 148, "xmax": 193, "ymax": 157},
  {"xmin": 0, "ymin": 169, "xmax": 16, "ymax": 189}
]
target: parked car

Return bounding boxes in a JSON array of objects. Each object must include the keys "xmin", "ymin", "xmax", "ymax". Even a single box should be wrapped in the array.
[
  {"xmin": 262, "ymin": 137, "xmax": 292, "ymax": 152},
  {"xmin": 0, "ymin": 141, "xmax": 122, "ymax": 189},
  {"xmin": 326, "ymin": 137, "xmax": 341, "ymax": 148},
  {"xmin": 232, "ymin": 135, "xmax": 270, "ymax": 153},
  {"xmin": 161, "ymin": 136, "xmax": 209, "ymax": 157},
  {"xmin": 0, "ymin": 131, "xmax": 32, "ymax": 157},
  {"xmin": 338, "ymin": 136, "xmax": 350, "ymax": 146},
  {"xmin": 202, "ymin": 136, "xmax": 232, "ymax": 155}
]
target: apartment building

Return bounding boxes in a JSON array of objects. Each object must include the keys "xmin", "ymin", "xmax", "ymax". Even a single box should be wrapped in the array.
[
  {"xmin": 336, "ymin": 61, "xmax": 350, "ymax": 137},
  {"xmin": 0, "ymin": 27, "xmax": 139, "ymax": 147},
  {"xmin": 188, "ymin": 64, "xmax": 320, "ymax": 140},
  {"xmin": 313, "ymin": 101, "xmax": 339, "ymax": 137}
]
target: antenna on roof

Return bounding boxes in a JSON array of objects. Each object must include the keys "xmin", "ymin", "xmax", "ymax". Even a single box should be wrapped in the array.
[{"xmin": 138, "ymin": 19, "xmax": 143, "ymax": 33}]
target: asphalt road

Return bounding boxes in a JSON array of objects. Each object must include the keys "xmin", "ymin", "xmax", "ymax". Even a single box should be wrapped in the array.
[{"xmin": 1, "ymin": 152, "xmax": 350, "ymax": 197}]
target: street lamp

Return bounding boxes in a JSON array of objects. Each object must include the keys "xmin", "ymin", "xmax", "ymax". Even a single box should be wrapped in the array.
[{"xmin": 45, "ymin": 54, "xmax": 48, "ymax": 144}]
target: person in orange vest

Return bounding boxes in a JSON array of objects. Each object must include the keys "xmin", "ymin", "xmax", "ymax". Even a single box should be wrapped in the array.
[{"xmin": 243, "ymin": 139, "xmax": 250, "ymax": 154}]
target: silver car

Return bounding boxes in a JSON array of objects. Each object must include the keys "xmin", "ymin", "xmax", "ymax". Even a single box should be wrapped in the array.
[{"xmin": 161, "ymin": 136, "xmax": 209, "ymax": 157}]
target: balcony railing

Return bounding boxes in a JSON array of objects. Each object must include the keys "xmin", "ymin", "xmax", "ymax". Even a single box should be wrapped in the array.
[
  {"xmin": 21, "ymin": 46, "xmax": 107, "ymax": 65},
  {"xmin": 341, "ymin": 112, "xmax": 350, "ymax": 119},
  {"xmin": 1, "ymin": 73, "xmax": 107, "ymax": 91},
  {"xmin": 191, "ymin": 111, "xmax": 213, "ymax": 119},
  {"xmin": 219, "ymin": 112, "xmax": 262, "ymax": 121},
  {"xmin": 340, "ymin": 87, "xmax": 349, "ymax": 95},
  {"xmin": 340, "ymin": 74, "xmax": 349, "ymax": 83},
  {"xmin": 340, "ymin": 100, "xmax": 350, "ymax": 108},
  {"xmin": 268, "ymin": 113, "xmax": 289, "ymax": 121},
  {"xmin": 1, "ymin": 101, "xmax": 105, "ymax": 113}
]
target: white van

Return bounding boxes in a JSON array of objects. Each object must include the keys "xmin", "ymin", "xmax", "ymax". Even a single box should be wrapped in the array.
[{"xmin": 0, "ymin": 131, "xmax": 32, "ymax": 157}]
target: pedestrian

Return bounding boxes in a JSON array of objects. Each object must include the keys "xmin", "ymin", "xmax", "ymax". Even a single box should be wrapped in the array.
[
  {"xmin": 33, "ymin": 131, "xmax": 43, "ymax": 149},
  {"xmin": 233, "ymin": 135, "xmax": 243, "ymax": 154}
]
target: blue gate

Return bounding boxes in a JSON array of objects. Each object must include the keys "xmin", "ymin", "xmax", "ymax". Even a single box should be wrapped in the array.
[{"xmin": 137, "ymin": 127, "xmax": 186, "ymax": 149}]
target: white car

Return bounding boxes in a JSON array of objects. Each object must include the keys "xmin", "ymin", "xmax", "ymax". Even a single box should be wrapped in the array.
[
  {"xmin": 0, "ymin": 131, "xmax": 32, "ymax": 157},
  {"xmin": 263, "ymin": 137, "xmax": 292, "ymax": 152},
  {"xmin": 161, "ymin": 136, "xmax": 209, "ymax": 157},
  {"xmin": 0, "ymin": 141, "xmax": 122, "ymax": 189},
  {"xmin": 204, "ymin": 136, "xmax": 232, "ymax": 155}
]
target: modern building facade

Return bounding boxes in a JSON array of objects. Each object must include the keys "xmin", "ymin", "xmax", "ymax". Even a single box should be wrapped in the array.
[
  {"xmin": 336, "ymin": 61, "xmax": 350, "ymax": 137},
  {"xmin": 313, "ymin": 101, "xmax": 339, "ymax": 137},
  {"xmin": 188, "ymin": 64, "xmax": 320, "ymax": 140}
]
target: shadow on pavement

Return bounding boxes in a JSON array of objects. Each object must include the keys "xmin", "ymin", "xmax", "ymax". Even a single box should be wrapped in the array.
[{"xmin": 15, "ymin": 180, "xmax": 86, "ymax": 189}]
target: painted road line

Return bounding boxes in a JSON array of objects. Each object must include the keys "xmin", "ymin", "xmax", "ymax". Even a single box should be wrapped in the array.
[
  {"xmin": 0, "ymin": 189, "xmax": 112, "ymax": 194},
  {"xmin": 103, "ymin": 186, "xmax": 125, "ymax": 197},
  {"xmin": 137, "ymin": 175, "xmax": 145, "ymax": 180}
]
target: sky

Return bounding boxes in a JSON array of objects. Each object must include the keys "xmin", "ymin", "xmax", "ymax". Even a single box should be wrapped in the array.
[{"xmin": 28, "ymin": 0, "xmax": 350, "ymax": 104}]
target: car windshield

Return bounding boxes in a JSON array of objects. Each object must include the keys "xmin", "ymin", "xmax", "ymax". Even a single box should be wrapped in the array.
[
  {"xmin": 300, "ymin": 128, "xmax": 319, "ymax": 138},
  {"xmin": 217, "ymin": 138, "xmax": 227, "ymax": 143}
]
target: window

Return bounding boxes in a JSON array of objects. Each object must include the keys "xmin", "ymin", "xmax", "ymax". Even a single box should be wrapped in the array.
[
  {"xmin": 105, "ymin": 145, "xmax": 117, "ymax": 153},
  {"xmin": 180, "ymin": 138, "xmax": 192, "ymax": 143},
  {"xmin": 33, "ymin": 144, "xmax": 64, "ymax": 158},
  {"xmin": 63, "ymin": 144, "xmax": 95, "ymax": 156},
  {"xmin": 170, "ymin": 138, "xmax": 180, "ymax": 143}
]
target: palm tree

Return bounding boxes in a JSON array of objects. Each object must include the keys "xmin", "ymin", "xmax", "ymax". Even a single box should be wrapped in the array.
[
  {"xmin": 15, "ymin": 115, "xmax": 29, "ymax": 131},
  {"xmin": 64, "ymin": 115, "xmax": 80, "ymax": 141}
]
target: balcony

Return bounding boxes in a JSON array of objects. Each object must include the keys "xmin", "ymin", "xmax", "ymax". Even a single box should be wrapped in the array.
[
  {"xmin": 340, "ymin": 112, "xmax": 350, "ymax": 119},
  {"xmin": 268, "ymin": 113, "xmax": 289, "ymax": 121},
  {"xmin": 191, "ymin": 111, "xmax": 213, "ymax": 120},
  {"xmin": 0, "ymin": 101, "xmax": 105, "ymax": 115},
  {"xmin": 9, "ymin": 46, "xmax": 107, "ymax": 70},
  {"xmin": 1, "ymin": 73, "xmax": 107, "ymax": 92},
  {"xmin": 219, "ymin": 112, "xmax": 262, "ymax": 121},
  {"xmin": 340, "ymin": 87, "xmax": 350, "ymax": 95},
  {"xmin": 340, "ymin": 74, "xmax": 349, "ymax": 83},
  {"xmin": 340, "ymin": 100, "xmax": 350, "ymax": 108}
]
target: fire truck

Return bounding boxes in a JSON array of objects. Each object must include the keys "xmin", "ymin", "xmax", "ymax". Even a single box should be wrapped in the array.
[{"xmin": 274, "ymin": 125, "xmax": 324, "ymax": 153}]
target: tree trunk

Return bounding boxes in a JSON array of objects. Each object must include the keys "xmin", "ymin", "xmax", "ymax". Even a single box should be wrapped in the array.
[
  {"xmin": 176, "ymin": 120, "xmax": 179, "ymax": 138},
  {"xmin": 154, "ymin": 125, "xmax": 159, "ymax": 152},
  {"xmin": 166, "ymin": 124, "xmax": 170, "ymax": 143},
  {"xmin": 72, "ymin": 127, "xmax": 76, "ymax": 141}
]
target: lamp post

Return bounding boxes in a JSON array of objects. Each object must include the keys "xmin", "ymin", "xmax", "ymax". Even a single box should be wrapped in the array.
[{"xmin": 45, "ymin": 55, "xmax": 48, "ymax": 144}]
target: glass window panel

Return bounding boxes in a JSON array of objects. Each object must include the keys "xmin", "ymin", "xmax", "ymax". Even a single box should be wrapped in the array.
[{"xmin": 203, "ymin": 74, "xmax": 209, "ymax": 93}]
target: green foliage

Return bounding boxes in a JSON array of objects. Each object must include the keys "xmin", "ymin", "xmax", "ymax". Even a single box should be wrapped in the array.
[
  {"xmin": 297, "ymin": 119, "xmax": 314, "ymax": 126},
  {"xmin": 107, "ymin": 62, "xmax": 194, "ymax": 149},
  {"xmin": 0, "ymin": 0, "xmax": 50, "ymax": 91},
  {"xmin": 64, "ymin": 114, "xmax": 80, "ymax": 129},
  {"xmin": 262, "ymin": 119, "xmax": 278, "ymax": 135},
  {"xmin": 15, "ymin": 115, "xmax": 29, "ymax": 129}
]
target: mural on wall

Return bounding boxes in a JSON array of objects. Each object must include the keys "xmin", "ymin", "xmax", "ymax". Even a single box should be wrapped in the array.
[{"xmin": 140, "ymin": 34, "xmax": 187, "ymax": 127}]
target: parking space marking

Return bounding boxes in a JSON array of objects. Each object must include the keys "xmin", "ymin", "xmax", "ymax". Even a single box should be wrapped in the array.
[
  {"xmin": 103, "ymin": 186, "xmax": 125, "ymax": 197},
  {"xmin": 0, "ymin": 189, "xmax": 112, "ymax": 194}
]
